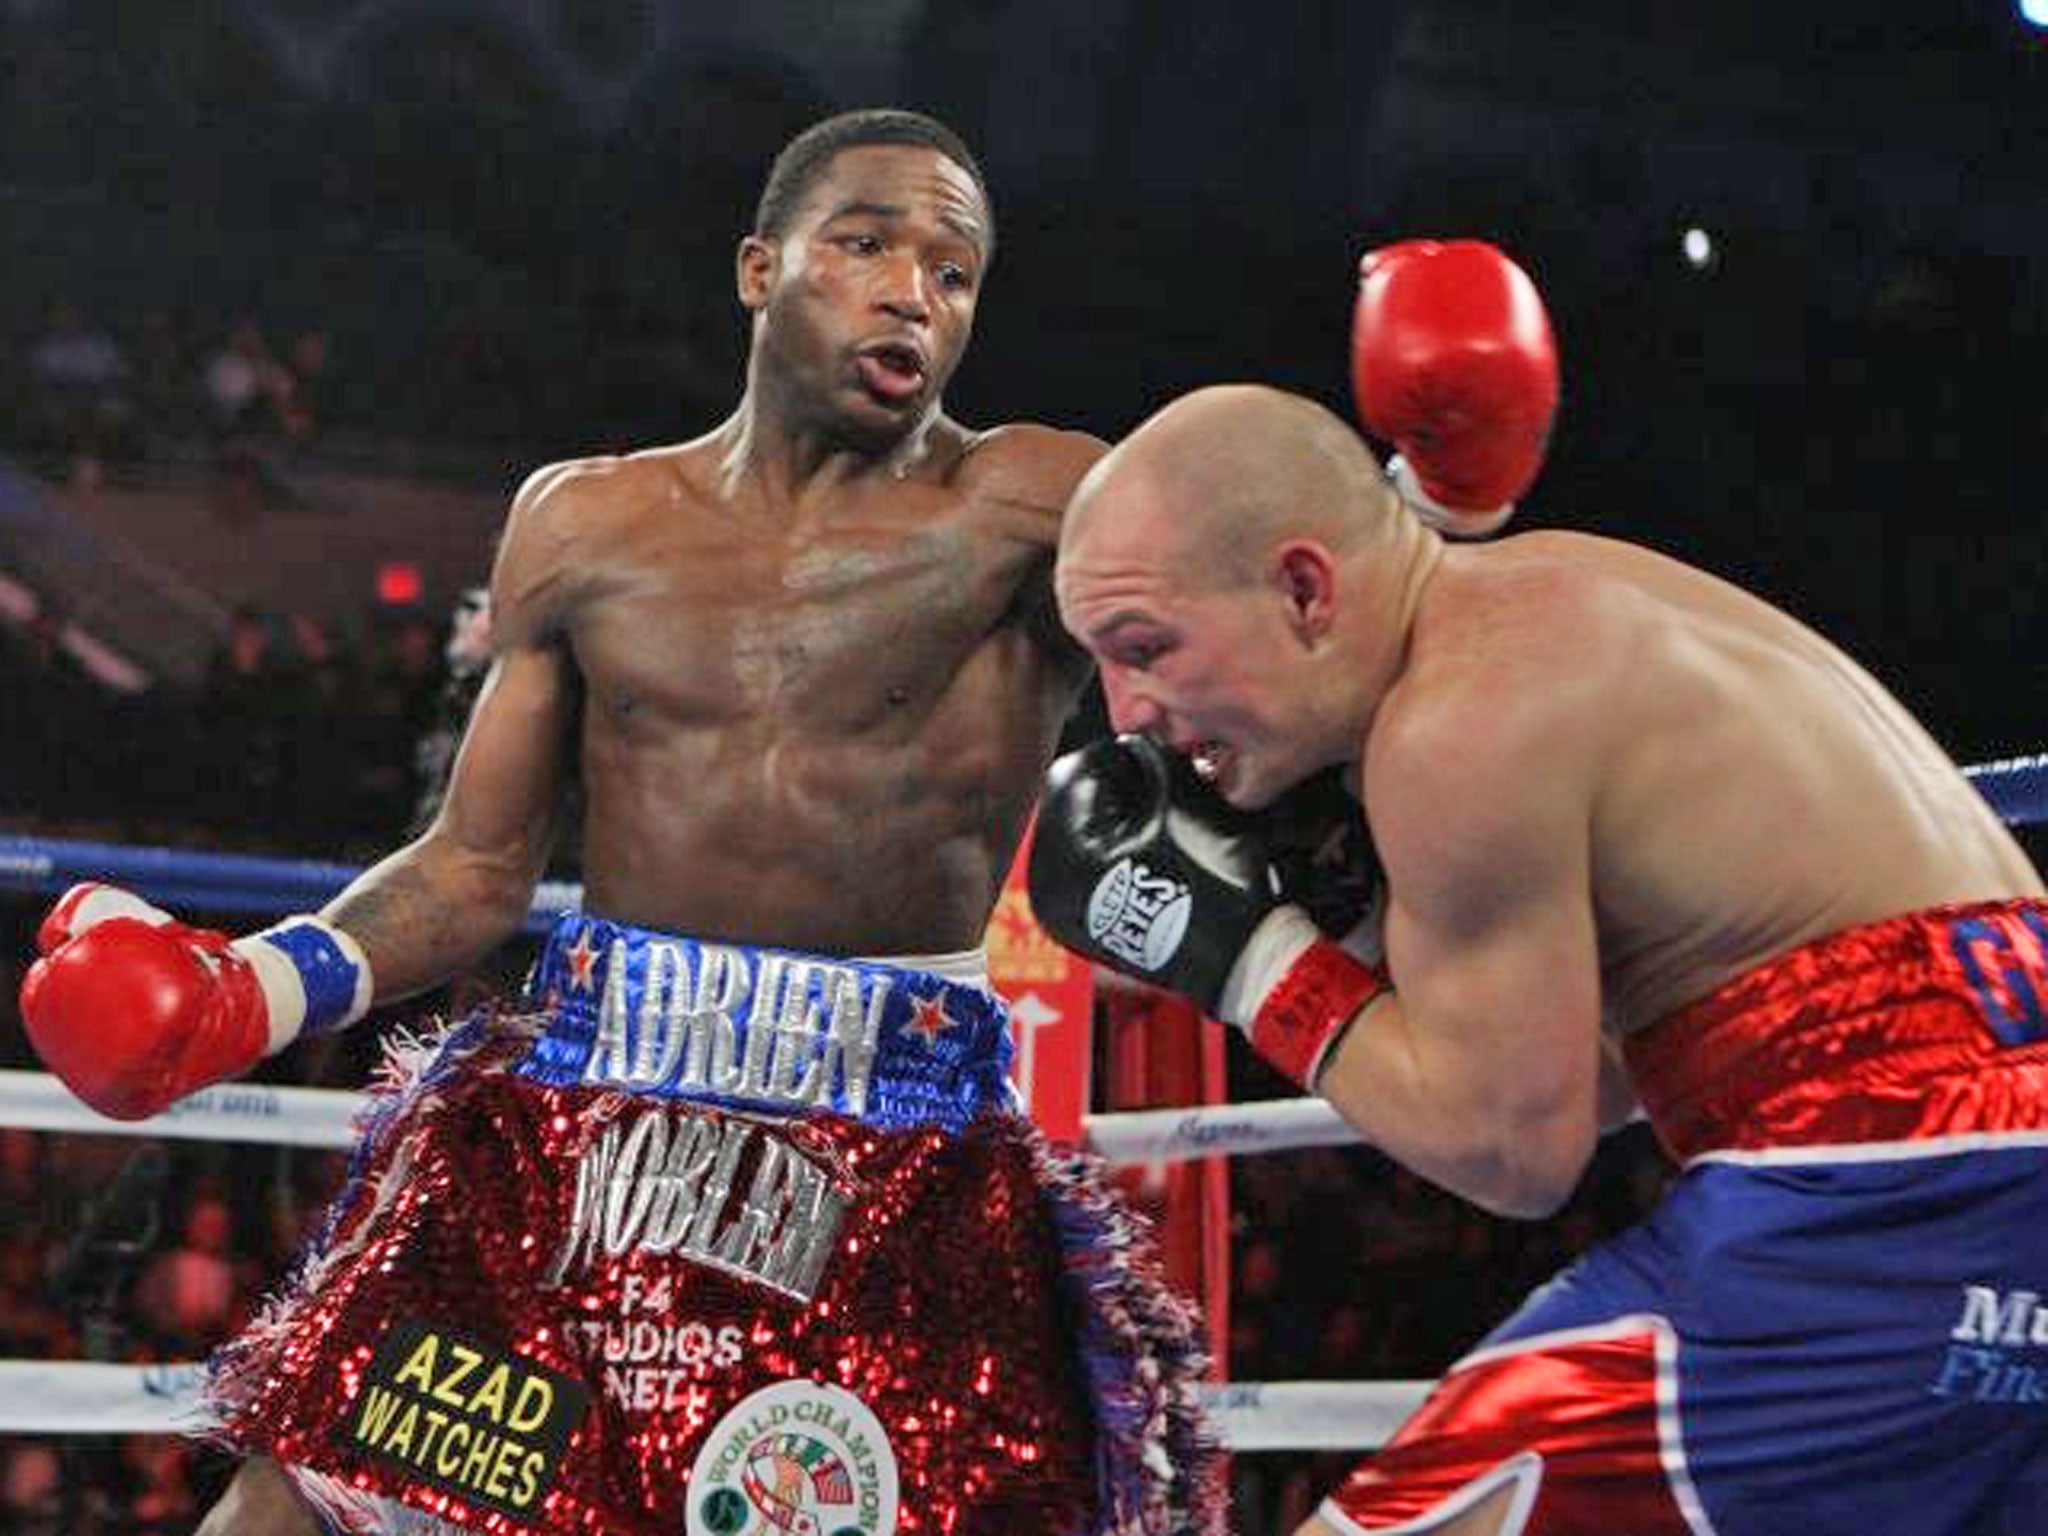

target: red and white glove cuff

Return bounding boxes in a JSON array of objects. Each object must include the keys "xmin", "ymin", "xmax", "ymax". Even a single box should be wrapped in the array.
[
  {"xmin": 1388, "ymin": 455, "xmax": 1514, "ymax": 540},
  {"xmin": 1217, "ymin": 906, "xmax": 1390, "ymax": 1089},
  {"xmin": 233, "ymin": 918, "xmax": 375, "ymax": 1053},
  {"xmin": 38, "ymin": 882, "xmax": 173, "ymax": 951}
]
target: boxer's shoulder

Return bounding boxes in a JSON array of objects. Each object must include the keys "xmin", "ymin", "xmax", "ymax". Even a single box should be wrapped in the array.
[
  {"xmin": 1427, "ymin": 536, "xmax": 1644, "ymax": 678},
  {"xmin": 489, "ymin": 450, "xmax": 709, "ymax": 642},
  {"xmin": 1373, "ymin": 549, "xmax": 1634, "ymax": 815},
  {"xmin": 507, "ymin": 451, "xmax": 648, "ymax": 529},
  {"xmin": 954, "ymin": 422, "xmax": 1108, "ymax": 522},
  {"xmin": 509, "ymin": 443, "xmax": 729, "ymax": 545}
]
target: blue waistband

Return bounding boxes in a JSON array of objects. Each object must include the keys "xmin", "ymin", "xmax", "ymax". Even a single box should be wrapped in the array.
[{"xmin": 516, "ymin": 914, "xmax": 1016, "ymax": 1135}]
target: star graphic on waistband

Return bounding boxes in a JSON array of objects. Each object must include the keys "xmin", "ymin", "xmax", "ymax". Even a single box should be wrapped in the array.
[
  {"xmin": 565, "ymin": 926, "xmax": 600, "ymax": 991},
  {"xmin": 906, "ymin": 989, "xmax": 957, "ymax": 1050}
]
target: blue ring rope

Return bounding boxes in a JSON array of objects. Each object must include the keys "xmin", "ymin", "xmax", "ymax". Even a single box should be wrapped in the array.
[
  {"xmin": 1962, "ymin": 755, "xmax": 2048, "ymax": 828},
  {"xmin": 0, "ymin": 833, "xmax": 580, "ymax": 932}
]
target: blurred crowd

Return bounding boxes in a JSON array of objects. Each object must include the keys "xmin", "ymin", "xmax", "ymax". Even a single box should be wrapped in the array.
[
  {"xmin": 0, "ymin": 570, "xmax": 497, "ymax": 1533},
  {"xmin": 1, "ymin": 299, "xmax": 341, "ymax": 502},
  {"xmin": 0, "ymin": 1115, "xmax": 351, "ymax": 1534},
  {"xmin": 0, "ymin": 595, "xmax": 449, "ymax": 857}
]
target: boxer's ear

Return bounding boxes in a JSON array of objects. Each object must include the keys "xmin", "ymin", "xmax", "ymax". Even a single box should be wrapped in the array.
[
  {"xmin": 736, "ymin": 235, "xmax": 779, "ymax": 311},
  {"xmin": 1274, "ymin": 541, "xmax": 1336, "ymax": 643}
]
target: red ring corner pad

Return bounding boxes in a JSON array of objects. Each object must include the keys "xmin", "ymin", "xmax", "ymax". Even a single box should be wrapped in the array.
[{"xmin": 1318, "ymin": 1319, "xmax": 1712, "ymax": 1535}]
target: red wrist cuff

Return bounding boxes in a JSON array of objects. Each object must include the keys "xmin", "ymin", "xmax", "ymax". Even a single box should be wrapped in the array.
[{"xmin": 1247, "ymin": 939, "xmax": 1388, "ymax": 1089}]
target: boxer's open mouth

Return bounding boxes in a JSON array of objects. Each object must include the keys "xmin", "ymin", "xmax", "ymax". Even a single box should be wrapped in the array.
[
  {"xmin": 856, "ymin": 342, "xmax": 928, "ymax": 402},
  {"xmin": 1189, "ymin": 741, "xmax": 1227, "ymax": 783}
]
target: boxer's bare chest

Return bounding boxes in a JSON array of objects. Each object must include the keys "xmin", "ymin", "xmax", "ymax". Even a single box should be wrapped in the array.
[
  {"xmin": 567, "ymin": 474, "xmax": 1047, "ymax": 742},
  {"xmin": 545, "ymin": 447, "xmax": 1077, "ymax": 946}
]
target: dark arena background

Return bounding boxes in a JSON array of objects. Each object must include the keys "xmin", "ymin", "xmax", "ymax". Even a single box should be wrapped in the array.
[{"xmin": 0, "ymin": 3, "xmax": 2044, "ymax": 1532}]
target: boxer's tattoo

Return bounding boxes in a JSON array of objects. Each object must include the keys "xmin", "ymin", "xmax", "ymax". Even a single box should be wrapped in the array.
[{"xmin": 328, "ymin": 865, "xmax": 492, "ymax": 996}]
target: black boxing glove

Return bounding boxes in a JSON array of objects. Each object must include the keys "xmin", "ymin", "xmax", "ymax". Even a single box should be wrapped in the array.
[
  {"xmin": 1029, "ymin": 736, "xmax": 1389, "ymax": 1088},
  {"xmin": 1255, "ymin": 765, "xmax": 1386, "ymax": 940},
  {"xmin": 1029, "ymin": 734, "xmax": 1273, "ymax": 1008}
]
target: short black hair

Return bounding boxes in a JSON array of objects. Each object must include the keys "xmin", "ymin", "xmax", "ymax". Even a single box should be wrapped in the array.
[{"xmin": 754, "ymin": 108, "xmax": 992, "ymax": 248}]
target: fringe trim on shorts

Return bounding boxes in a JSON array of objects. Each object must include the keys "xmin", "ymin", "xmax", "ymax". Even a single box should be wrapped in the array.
[
  {"xmin": 280, "ymin": 1467, "xmax": 469, "ymax": 1536},
  {"xmin": 1033, "ymin": 1134, "xmax": 1229, "ymax": 1536},
  {"xmin": 201, "ymin": 1008, "xmax": 519, "ymax": 1490}
]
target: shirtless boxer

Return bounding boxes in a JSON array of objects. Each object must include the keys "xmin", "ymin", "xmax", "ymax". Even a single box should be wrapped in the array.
[
  {"xmin": 21, "ymin": 110, "xmax": 1220, "ymax": 1536},
  {"xmin": 1030, "ymin": 376, "xmax": 2048, "ymax": 1534}
]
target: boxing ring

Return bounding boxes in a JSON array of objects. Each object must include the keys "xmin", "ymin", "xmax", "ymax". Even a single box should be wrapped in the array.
[{"xmin": 2, "ymin": 749, "xmax": 2045, "ymax": 1465}]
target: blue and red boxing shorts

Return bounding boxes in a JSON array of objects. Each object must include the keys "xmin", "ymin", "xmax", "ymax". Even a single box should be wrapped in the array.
[
  {"xmin": 1323, "ymin": 900, "xmax": 2048, "ymax": 1535},
  {"xmin": 204, "ymin": 914, "xmax": 1222, "ymax": 1536}
]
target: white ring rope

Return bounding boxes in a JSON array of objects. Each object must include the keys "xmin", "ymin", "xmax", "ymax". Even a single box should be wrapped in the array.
[
  {"xmin": 1086, "ymin": 1097, "xmax": 1363, "ymax": 1164},
  {"xmin": 0, "ymin": 1069, "xmax": 362, "ymax": 1148},
  {"xmin": 0, "ymin": 1069, "xmax": 1360, "ymax": 1163},
  {"xmin": 0, "ymin": 1358, "xmax": 1430, "ymax": 1448}
]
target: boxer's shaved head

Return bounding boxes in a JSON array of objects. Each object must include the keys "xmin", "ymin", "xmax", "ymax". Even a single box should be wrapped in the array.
[
  {"xmin": 1057, "ymin": 385, "xmax": 1414, "ymax": 811},
  {"xmin": 1064, "ymin": 385, "xmax": 1396, "ymax": 590}
]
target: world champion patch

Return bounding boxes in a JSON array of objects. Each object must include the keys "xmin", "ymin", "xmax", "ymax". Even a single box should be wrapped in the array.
[
  {"xmin": 686, "ymin": 1378, "xmax": 900, "ymax": 1536},
  {"xmin": 342, "ymin": 1319, "xmax": 590, "ymax": 1520}
]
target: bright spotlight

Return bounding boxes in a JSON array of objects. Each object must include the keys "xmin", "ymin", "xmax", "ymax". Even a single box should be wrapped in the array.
[
  {"xmin": 1681, "ymin": 227, "xmax": 1714, "ymax": 270},
  {"xmin": 2021, "ymin": 0, "xmax": 2048, "ymax": 29}
]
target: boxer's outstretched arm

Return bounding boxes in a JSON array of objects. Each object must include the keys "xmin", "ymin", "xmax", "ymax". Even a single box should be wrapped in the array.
[
  {"xmin": 323, "ymin": 646, "xmax": 574, "ymax": 999},
  {"xmin": 322, "ymin": 463, "xmax": 584, "ymax": 1000},
  {"xmin": 977, "ymin": 422, "xmax": 1107, "ymax": 686},
  {"xmin": 1316, "ymin": 681, "xmax": 1606, "ymax": 1219},
  {"xmin": 19, "ymin": 467, "xmax": 584, "ymax": 1118}
]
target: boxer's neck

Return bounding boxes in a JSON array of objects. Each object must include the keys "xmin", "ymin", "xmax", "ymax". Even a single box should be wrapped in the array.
[
  {"xmin": 719, "ymin": 377, "xmax": 935, "ymax": 501},
  {"xmin": 1349, "ymin": 531, "xmax": 1443, "ymax": 752}
]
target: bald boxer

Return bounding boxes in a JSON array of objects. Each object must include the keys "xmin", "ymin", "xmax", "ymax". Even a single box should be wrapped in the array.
[
  {"xmin": 24, "ymin": 111, "xmax": 1220, "ymax": 1536},
  {"xmin": 1031, "ymin": 384, "xmax": 2048, "ymax": 1534}
]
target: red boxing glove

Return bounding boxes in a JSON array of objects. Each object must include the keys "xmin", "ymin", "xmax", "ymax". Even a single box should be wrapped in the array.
[
  {"xmin": 21, "ymin": 882, "xmax": 374, "ymax": 1121},
  {"xmin": 21, "ymin": 910, "xmax": 269, "ymax": 1121},
  {"xmin": 1352, "ymin": 239, "xmax": 1560, "ymax": 537}
]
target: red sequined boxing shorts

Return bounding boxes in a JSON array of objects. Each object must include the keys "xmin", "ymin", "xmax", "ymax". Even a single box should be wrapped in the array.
[{"xmin": 205, "ymin": 916, "xmax": 1221, "ymax": 1536}]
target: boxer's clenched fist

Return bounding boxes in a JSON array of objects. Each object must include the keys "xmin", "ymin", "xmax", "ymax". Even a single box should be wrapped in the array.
[{"xmin": 21, "ymin": 881, "xmax": 373, "ymax": 1120}]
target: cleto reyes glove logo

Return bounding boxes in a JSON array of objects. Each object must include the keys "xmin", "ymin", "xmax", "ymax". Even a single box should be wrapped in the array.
[{"xmin": 1086, "ymin": 858, "xmax": 1193, "ymax": 972}]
